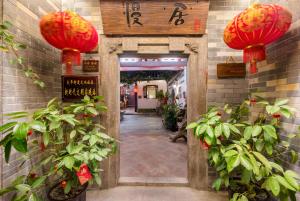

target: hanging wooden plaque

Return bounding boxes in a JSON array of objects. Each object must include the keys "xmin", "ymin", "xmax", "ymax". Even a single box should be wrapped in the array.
[
  {"xmin": 217, "ymin": 63, "xmax": 246, "ymax": 79},
  {"xmin": 82, "ymin": 60, "xmax": 99, "ymax": 72},
  {"xmin": 62, "ymin": 76, "xmax": 99, "ymax": 102},
  {"xmin": 100, "ymin": 0, "xmax": 209, "ymax": 35}
]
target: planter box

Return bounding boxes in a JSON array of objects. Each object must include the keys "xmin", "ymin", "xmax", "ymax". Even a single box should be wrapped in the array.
[{"xmin": 48, "ymin": 183, "xmax": 88, "ymax": 201}]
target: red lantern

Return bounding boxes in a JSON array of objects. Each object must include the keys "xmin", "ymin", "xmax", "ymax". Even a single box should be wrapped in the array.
[
  {"xmin": 224, "ymin": 4, "xmax": 292, "ymax": 74},
  {"xmin": 40, "ymin": 11, "xmax": 98, "ymax": 74}
]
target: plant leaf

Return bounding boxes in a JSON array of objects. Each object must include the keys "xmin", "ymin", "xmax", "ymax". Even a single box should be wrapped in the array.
[
  {"xmin": 222, "ymin": 124, "xmax": 230, "ymax": 139},
  {"xmin": 253, "ymin": 151, "xmax": 271, "ymax": 170},
  {"xmin": 206, "ymin": 126, "xmax": 214, "ymax": 138},
  {"xmin": 244, "ymin": 126, "xmax": 252, "ymax": 140},
  {"xmin": 212, "ymin": 178, "xmax": 222, "ymax": 191},
  {"xmin": 30, "ymin": 121, "xmax": 46, "ymax": 133},
  {"xmin": 0, "ymin": 122, "xmax": 17, "ymax": 133},
  {"xmin": 240, "ymin": 155, "xmax": 252, "ymax": 170},
  {"xmin": 4, "ymin": 141, "xmax": 12, "ymax": 163},
  {"xmin": 13, "ymin": 123, "xmax": 29, "ymax": 140},
  {"xmin": 12, "ymin": 139, "xmax": 27, "ymax": 153},
  {"xmin": 262, "ymin": 125, "xmax": 277, "ymax": 139},
  {"xmin": 275, "ymin": 99, "xmax": 289, "ymax": 106},
  {"xmin": 252, "ymin": 125, "xmax": 262, "ymax": 137},
  {"xmin": 63, "ymin": 157, "xmax": 74, "ymax": 170},
  {"xmin": 227, "ymin": 154, "xmax": 240, "ymax": 172},
  {"xmin": 215, "ymin": 124, "xmax": 222, "ymax": 137},
  {"xmin": 186, "ymin": 122, "xmax": 198, "ymax": 129},
  {"xmin": 274, "ymin": 175, "xmax": 296, "ymax": 191},
  {"xmin": 31, "ymin": 176, "xmax": 46, "ymax": 188}
]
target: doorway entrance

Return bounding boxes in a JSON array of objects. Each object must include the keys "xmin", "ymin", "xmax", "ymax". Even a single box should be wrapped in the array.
[
  {"xmin": 98, "ymin": 36, "xmax": 208, "ymax": 190},
  {"xmin": 119, "ymin": 55, "xmax": 188, "ymax": 183}
]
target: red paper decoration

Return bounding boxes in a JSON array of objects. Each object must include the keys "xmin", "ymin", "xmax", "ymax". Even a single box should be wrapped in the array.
[
  {"xmin": 76, "ymin": 164, "xmax": 92, "ymax": 185},
  {"xmin": 224, "ymin": 3, "xmax": 292, "ymax": 74},
  {"xmin": 40, "ymin": 11, "xmax": 98, "ymax": 74}
]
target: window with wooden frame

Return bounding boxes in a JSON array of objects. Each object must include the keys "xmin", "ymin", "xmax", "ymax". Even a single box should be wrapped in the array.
[{"xmin": 143, "ymin": 85, "xmax": 158, "ymax": 99}]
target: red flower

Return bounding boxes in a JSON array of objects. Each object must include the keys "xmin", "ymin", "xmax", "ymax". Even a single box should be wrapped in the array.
[
  {"xmin": 250, "ymin": 98, "xmax": 257, "ymax": 106},
  {"xmin": 40, "ymin": 142, "xmax": 46, "ymax": 152},
  {"xmin": 272, "ymin": 114, "xmax": 281, "ymax": 119},
  {"xmin": 29, "ymin": 173, "xmax": 37, "ymax": 179},
  {"xmin": 60, "ymin": 181, "xmax": 67, "ymax": 189},
  {"xmin": 200, "ymin": 140, "xmax": 210, "ymax": 150},
  {"xmin": 218, "ymin": 136, "xmax": 224, "ymax": 141},
  {"xmin": 27, "ymin": 130, "xmax": 33, "ymax": 136},
  {"xmin": 76, "ymin": 164, "xmax": 92, "ymax": 185}
]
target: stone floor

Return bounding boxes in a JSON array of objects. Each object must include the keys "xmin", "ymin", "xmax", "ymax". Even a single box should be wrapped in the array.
[
  {"xmin": 87, "ymin": 186, "xmax": 227, "ymax": 201},
  {"xmin": 120, "ymin": 114, "xmax": 187, "ymax": 179}
]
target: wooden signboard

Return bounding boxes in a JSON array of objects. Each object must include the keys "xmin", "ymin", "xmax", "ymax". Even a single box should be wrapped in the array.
[
  {"xmin": 217, "ymin": 63, "xmax": 246, "ymax": 79},
  {"xmin": 83, "ymin": 60, "xmax": 99, "ymax": 72},
  {"xmin": 100, "ymin": 0, "xmax": 209, "ymax": 35},
  {"xmin": 62, "ymin": 76, "xmax": 98, "ymax": 102}
]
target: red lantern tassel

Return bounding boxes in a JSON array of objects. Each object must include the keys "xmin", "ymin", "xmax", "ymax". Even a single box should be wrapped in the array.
[
  {"xmin": 62, "ymin": 49, "xmax": 81, "ymax": 74},
  {"xmin": 243, "ymin": 45, "xmax": 266, "ymax": 74}
]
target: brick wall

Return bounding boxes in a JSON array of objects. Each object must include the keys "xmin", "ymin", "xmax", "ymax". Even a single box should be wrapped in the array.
[
  {"xmin": 249, "ymin": 0, "xmax": 300, "ymax": 172},
  {"xmin": 62, "ymin": 0, "xmax": 103, "ymax": 34},
  {"xmin": 247, "ymin": 1, "xmax": 300, "ymax": 199},
  {"xmin": 206, "ymin": 0, "xmax": 250, "ymax": 186},
  {"xmin": 207, "ymin": 0, "xmax": 249, "ymax": 107},
  {"xmin": 0, "ymin": 0, "xmax": 62, "ymax": 199}
]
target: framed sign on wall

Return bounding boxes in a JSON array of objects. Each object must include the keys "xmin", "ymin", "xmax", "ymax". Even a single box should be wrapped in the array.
[
  {"xmin": 62, "ymin": 76, "xmax": 99, "ymax": 102},
  {"xmin": 100, "ymin": 0, "xmax": 209, "ymax": 35},
  {"xmin": 82, "ymin": 60, "xmax": 99, "ymax": 72}
]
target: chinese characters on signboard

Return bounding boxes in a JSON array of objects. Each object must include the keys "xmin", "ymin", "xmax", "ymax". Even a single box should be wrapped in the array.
[
  {"xmin": 100, "ymin": 0, "xmax": 209, "ymax": 35},
  {"xmin": 169, "ymin": 3, "xmax": 188, "ymax": 26},
  {"xmin": 126, "ymin": 1, "xmax": 143, "ymax": 27},
  {"xmin": 62, "ymin": 76, "xmax": 98, "ymax": 102},
  {"xmin": 82, "ymin": 60, "xmax": 99, "ymax": 72}
]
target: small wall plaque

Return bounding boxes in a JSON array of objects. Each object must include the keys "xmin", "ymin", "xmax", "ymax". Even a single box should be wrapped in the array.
[
  {"xmin": 82, "ymin": 60, "xmax": 99, "ymax": 72},
  {"xmin": 217, "ymin": 63, "xmax": 246, "ymax": 79},
  {"xmin": 62, "ymin": 76, "xmax": 98, "ymax": 102}
]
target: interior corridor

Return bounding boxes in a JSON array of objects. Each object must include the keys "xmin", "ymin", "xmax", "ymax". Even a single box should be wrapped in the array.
[{"xmin": 120, "ymin": 114, "xmax": 187, "ymax": 179}]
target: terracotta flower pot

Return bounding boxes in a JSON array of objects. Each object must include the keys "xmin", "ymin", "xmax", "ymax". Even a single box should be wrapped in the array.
[{"xmin": 47, "ymin": 182, "xmax": 88, "ymax": 201}]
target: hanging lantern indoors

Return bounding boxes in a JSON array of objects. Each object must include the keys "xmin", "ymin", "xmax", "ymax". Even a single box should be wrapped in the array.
[
  {"xmin": 40, "ymin": 11, "xmax": 98, "ymax": 74},
  {"xmin": 224, "ymin": 3, "xmax": 292, "ymax": 74}
]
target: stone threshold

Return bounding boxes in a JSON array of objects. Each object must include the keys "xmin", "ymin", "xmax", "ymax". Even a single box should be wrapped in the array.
[{"xmin": 118, "ymin": 177, "xmax": 189, "ymax": 187}]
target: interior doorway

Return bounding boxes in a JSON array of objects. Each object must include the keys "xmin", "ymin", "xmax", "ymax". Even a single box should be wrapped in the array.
[
  {"xmin": 98, "ymin": 36, "xmax": 208, "ymax": 190},
  {"xmin": 119, "ymin": 55, "xmax": 188, "ymax": 183}
]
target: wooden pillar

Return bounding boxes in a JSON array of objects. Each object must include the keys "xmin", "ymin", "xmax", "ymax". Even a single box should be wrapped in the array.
[
  {"xmin": 186, "ymin": 36, "xmax": 208, "ymax": 190},
  {"xmin": 98, "ymin": 35, "xmax": 122, "ymax": 189}
]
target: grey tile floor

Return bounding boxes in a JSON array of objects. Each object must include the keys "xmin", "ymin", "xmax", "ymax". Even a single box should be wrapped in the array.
[
  {"xmin": 87, "ymin": 186, "xmax": 228, "ymax": 201},
  {"xmin": 120, "ymin": 115, "xmax": 187, "ymax": 178}
]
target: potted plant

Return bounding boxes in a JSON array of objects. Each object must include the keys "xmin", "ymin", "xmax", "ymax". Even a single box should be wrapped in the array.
[
  {"xmin": 162, "ymin": 103, "xmax": 179, "ymax": 132},
  {"xmin": 187, "ymin": 98, "xmax": 300, "ymax": 201},
  {"xmin": 0, "ymin": 96, "xmax": 117, "ymax": 201}
]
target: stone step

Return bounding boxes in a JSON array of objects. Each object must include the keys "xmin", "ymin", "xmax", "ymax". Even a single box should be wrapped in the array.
[{"xmin": 118, "ymin": 177, "xmax": 189, "ymax": 187}]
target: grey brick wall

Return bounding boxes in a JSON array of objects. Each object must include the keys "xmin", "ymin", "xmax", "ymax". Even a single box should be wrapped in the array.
[
  {"xmin": 0, "ymin": 0, "xmax": 62, "ymax": 200},
  {"xmin": 207, "ymin": 0, "xmax": 250, "ymax": 186},
  {"xmin": 207, "ymin": 0, "xmax": 249, "ymax": 107},
  {"xmin": 247, "ymin": 1, "xmax": 300, "ymax": 199},
  {"xmin": 249, "ymin": 0, "xmax": 300, "ymax": 171}
]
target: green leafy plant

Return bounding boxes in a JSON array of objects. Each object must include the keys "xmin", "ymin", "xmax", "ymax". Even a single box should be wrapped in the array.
[
  {"xmin": 162, "ymin": 103, "xmax": 179, "ymax": 132},
  {"xmin": 0, "ymin": 96, "xmax": 116, "ymax": 200},
  {"xmin": 187, "ymin": 98, "xmax": 300, "ymax": 201},
  {"xmin": 0, "ymin": 21, "xmax": 45, "ymax": 88}
]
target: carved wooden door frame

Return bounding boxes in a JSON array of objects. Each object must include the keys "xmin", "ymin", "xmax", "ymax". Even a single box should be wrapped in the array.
[{"xmin": 98, "ymin": 35, "xmax": 208, "ymax": 190}]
